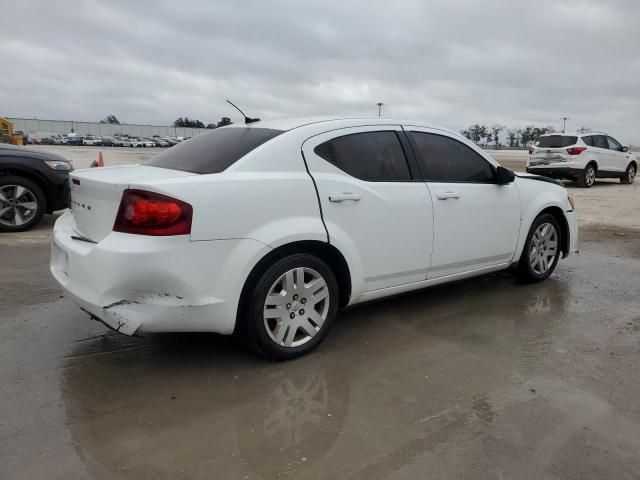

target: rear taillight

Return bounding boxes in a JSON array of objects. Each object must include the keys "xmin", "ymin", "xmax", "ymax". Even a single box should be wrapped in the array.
[
  {"xmin": 528, "ymin": 147, "xmax": 534, "ymax": 155},
  {"xmin": 113, "ymin": 189, "xmax": 192, "ymax": 236},
  {"xmin": 567, "ymin": 146, "xmax": 586, "ymax": 155}
]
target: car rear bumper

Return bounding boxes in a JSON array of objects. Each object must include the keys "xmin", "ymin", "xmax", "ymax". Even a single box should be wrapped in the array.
[
  {"xmin": 526, "ymin": 166, "xmax": 584, "ymax": 179},
  {"xmin": 50, "ymin": 211, "xmax": 270, "ymax": 335}
]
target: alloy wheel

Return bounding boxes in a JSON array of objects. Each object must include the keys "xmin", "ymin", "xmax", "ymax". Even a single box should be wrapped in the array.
[
  {"xmin": 0, "ymin": 185, "xmax": 38, "ymax": 227},
  {"xmin": 585, "ymin": 167, "xmax": 596, "ymax": 187},
  {"xmin": 628, "ymin": 165, "xmax": 636, "ymax": 183},
  {"xmin": 529, "ymin": 222, "xmax": 558, "ymax": 275},
  {"xmin": 263, "ymin": 267, "xmax": 330, "ymax": 348}
]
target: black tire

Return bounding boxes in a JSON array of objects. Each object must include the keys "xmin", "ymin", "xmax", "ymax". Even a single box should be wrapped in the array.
[
  {"xmin": 515, "ymin": 213, "xmax": 562, "ymax": 283},
  {"xmin": 0, "ymin": 175, "xmax": 46, "ymax": 232},
  {"xmin": 240, "ymin": 254, "xmax": 339, "ymax": 360},
  {"xmin": 620, "ymin": 163, "xmax": 636, "ymax": 185},
  {"xmin": 577, "ymin": 163, "xmax": 596, "ymax": 188}
]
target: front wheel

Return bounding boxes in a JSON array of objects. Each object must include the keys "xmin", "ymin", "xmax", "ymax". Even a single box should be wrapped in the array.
[
  {"xmin": 620, "ymin": 163, "xmax": 636, "ymax": 184},
  {"xmin": 0, "ymin": 176, "xmax": 46, "ymax": 232},
  {"xmin": 242, "ymin": 254, "xmax": 339, "ymax": 360},
  {"xmin": 515, "ymin": 214, "xmax": 562, "ymax": 283}
]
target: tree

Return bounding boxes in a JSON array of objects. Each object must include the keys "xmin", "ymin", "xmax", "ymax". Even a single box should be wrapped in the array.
[
  {"xmin": 520, "ymin": 125, "xmax": 555, "ymax": 146},
  {"xmin": 507, "ymin": 131, "xmax": 516, "ymax": 148},
  {"xmin": 217, "ymin": 117, "xmax": 232, "ymax": 128},
  {"xmin": 461, "ymin": 124, "xmax": 489, "ymax": 144},
  {"xmin": 173, "ymin": 117, "xmax": 205, "ymax": 128},
  {"xmin": 100, "ymin": 114, "xmax": 120, "ymax": 124},
  {"xmin": 491, "ymin": 124, "xmax": 505, "ymax": 147}
]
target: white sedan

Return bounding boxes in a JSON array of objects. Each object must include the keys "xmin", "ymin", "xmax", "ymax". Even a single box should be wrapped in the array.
[{"xmin": 51, "ymin": 118, "xmax": 578, "ymax": 359}]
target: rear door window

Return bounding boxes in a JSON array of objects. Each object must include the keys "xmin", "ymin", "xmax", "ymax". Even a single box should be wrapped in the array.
[
  {"xmin": 409, "ymin": 132, "xmax": 495, "ymax": 183},
  {"xmin": 314, "ymin": 131, "xmax": 412, "ymax": 182},
  {"xmin": 144, "ymin": 127, "xmax": 283, "ymax": 174},
  {"xmin": 534, "ymin": 136, "xmax": 578, "ymax": 148},
  {"xmin": 593, "ymin": 135, "xmax": 608, "ymax": 149}
]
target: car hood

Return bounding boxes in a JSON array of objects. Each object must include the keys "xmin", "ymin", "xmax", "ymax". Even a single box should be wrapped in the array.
[
  {"xmin": 0, "ymin": 144, "xmax": 69, "ymax": 162},
  {"xmin": 515, "ymin": 172, "xmax": 564, "ymax": 187}
]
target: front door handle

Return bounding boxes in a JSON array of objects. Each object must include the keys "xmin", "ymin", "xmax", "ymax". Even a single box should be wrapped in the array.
[
  {"xmin": 435, "ymin": 191, "xmax": 461, "ymax": 200},
  {"xmin": 329, "ymin": 193, "xmax": 361, "ymax": 203}
]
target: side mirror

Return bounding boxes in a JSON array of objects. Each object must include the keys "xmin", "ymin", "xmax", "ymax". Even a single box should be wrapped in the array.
[
  {"xmin": 621, "ymin": 146, "xmax": 629, "ymax": 153},
  {"xmin": 496, "ymin": 166, "xmax": 515, "ymax": 184}
]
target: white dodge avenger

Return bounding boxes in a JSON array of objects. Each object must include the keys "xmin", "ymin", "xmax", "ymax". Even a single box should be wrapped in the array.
[{"xmin": 51, "ymin": 118, "xmax": 578, "ymax": 359}]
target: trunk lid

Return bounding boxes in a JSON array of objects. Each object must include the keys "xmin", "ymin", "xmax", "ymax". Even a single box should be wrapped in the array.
[
  {"xmin": 530, "ymin": 135, "xmax": 579, "ymax": 165},
  {"xmin": 69, "ymin": 165, "xmax": 196, "ymax": 242}
]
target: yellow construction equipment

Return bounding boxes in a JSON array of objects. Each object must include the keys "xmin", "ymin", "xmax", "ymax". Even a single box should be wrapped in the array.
[{"xmin": 0, "ymin": 117, "xmax": 24, "ymax": 145}]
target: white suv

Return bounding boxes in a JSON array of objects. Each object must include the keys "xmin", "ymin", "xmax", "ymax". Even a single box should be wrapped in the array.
[{"xmin": 527, "ymin": 132, "xmax": 637, "ymax": 187}]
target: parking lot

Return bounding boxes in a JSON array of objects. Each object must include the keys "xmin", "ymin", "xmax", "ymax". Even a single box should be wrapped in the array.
[{"xmin": 1, "ymin": 146, "xmax": 639, "ymax": 479}]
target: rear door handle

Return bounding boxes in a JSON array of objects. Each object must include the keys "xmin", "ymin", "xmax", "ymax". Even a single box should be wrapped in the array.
[
  {"xmin": 435, "ymin": 191, "xmax": 460, "ymax": 200},
  {"xmin": 329, "ymin": 193, "xmax": 361, "ymax": 202}
]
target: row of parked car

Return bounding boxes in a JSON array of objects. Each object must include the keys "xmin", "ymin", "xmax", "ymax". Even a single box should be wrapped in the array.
[{"xmin": 32, "ymin": 134, "xmax": 191, "ymax": 148}]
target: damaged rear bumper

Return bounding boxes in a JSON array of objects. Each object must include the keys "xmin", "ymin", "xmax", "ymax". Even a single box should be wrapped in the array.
[{"xmin": 50, "ymin": 211, "xmax": 270, "ymax": 335}]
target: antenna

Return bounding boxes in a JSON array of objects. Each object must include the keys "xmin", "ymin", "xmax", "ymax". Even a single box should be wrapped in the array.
[{"xmin": 226, "ymin": 100, "xmax": 260, "ymax": 124}]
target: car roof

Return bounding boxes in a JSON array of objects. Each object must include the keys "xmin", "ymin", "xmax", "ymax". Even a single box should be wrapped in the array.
[
  {"xmin": 227, "ymin": 116, "xmax": 459, "ymax": 136},
  {"xmin": 540, "ymin": 131, "xmax": 608, "ymax": 137}
]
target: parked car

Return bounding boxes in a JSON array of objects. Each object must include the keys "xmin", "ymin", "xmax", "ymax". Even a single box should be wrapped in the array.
[
  {"xmin": 51, "ymin": 118, "xmax": 577, "ymax": 359},
  {"xmin": 527, "ymin": 132, "xmax": 637, "ymax": 187},
  {"xmin": 120, "ymin": 138, "xmax": 134, "ymax": 147},
  {"xmin": 66, "ymin": 136, "xmax": 84, "ymax": 146},
  {"xmin": 129, "ymin": 138, "xmax": 144, "ymax": 148},
  {"xmin": 111, "ymin": 137, "xmax": 125, "ymax": 147},
  {"xmin": 152, "ymin": 138, "xmax": 169, "ymax": 147},
  {"xmin": 82, "ymin": 136, "xmax": 102, "ymax": 146},
  {"xmin": 100, "ymin": 136, "xmax": 115, "ymax": 147},
  {"xmin": 141, "ymin": 138, "xmax": 156, "ymax": 148},
  {"xmin": 0, "ymin": 144, "xmax": 72, "ymax": 231}
]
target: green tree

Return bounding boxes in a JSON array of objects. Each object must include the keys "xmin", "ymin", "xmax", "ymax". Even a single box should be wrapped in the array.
[
  {"xmin": 100, "ymin": 114, "xmax": 120, "ymax": 124},
  {"xmin": 461, "ymin": 124, "xmax": 489, "ymax": 144},
  {"xmin": 173, "ymin": 117, "xmax": 206, "ymax": 128},
  {"xmin": 491, "ymin": 125, "xmax": 505, "ymax": 147},
  {"xmin": 507, "ymin": 131, "xmax": 516, "ymax": 148}
]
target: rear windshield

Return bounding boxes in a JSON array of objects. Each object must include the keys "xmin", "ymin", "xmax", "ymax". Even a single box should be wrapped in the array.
[
  {"xmin": 144, "ymin": 127, "xmax": 283, "ymax": 174},
  {"xmin": 534, "ymin": 136, "xmax": 577, "ymax": 148}
]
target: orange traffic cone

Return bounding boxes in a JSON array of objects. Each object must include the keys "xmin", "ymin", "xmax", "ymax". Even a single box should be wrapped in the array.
[{"xmin": 98, "ymin": 151, "xmax": 105, "ymax": 167}]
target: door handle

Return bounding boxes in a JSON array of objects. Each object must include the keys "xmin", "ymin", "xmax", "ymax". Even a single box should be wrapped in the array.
[
  {"xmin": 435, "ymin": 191, "xmax": 460, "ymax": 200},
  {"xmin": 329, "ymin": 193, "xmax": 361, "ymax": 203}
]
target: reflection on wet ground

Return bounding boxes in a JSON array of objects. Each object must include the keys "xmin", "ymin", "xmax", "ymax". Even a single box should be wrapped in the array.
[{"xmin": 1, "ymin": 229, "xmax": 639, "ymax": 479}]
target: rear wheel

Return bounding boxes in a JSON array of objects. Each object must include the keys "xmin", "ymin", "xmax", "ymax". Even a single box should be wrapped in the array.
[
  {"xmin": 0, "ymin": 176, "xmax": 46, "ymax": 232},
  {"xmin": 620, "ymin": 163, "xmax": 636, "ymax": 184},
  {"xmin": 577, "ymin": 164, "xmax": 596, "ymax": 188},
  {"xmin": 242, "ymin": 254, "xmax": 339, "ymax": 360},
  {"xmin": 515, "ymin": 213, "xmax": 561, "ymax": 283}
]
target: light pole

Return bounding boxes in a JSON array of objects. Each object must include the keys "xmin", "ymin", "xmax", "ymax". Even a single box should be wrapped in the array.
[
  {"xmin": 561, "ymin": 117, "xmax": 570, "ymax": 133},
  {"xmin": 377, "ymin": 102, "xmax": 385, "ymax": 117}
]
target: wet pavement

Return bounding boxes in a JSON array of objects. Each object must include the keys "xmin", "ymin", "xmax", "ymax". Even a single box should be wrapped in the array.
[{"xmin": 1, "ymin": 228, "xmax": 639, "ymax": 479}]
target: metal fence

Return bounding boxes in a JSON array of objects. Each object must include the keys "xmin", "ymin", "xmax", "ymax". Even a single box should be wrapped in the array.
[{"xmin": 8, "ymin": 117, "xmax": 209, "ymax": 139}]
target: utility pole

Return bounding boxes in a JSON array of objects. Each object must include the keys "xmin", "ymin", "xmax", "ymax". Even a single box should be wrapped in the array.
[
  {"xmin": 561, "ymin": 117, "xmax": 570, "ymax": 133},
  {"xmin": 377, "ymin": 102, "xmax": 385, "ymax": 117}
]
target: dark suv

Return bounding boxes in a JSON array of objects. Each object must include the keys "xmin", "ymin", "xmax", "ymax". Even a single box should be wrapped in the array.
[{"xmin": 0, "ymin": 144, "xmax": 72, "ymax": 231}]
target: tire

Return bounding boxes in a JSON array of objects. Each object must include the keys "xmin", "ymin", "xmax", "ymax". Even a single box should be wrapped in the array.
[
  {"xmin": 515, "ymin": 213, "xmax": 562, "ymax": 283},
  {"xmin": 241, "ymin": 254, "xmax": 339, "ymax": 360},
  {"xmin": 620, "ymin": 163, "xmax": 636, "ymax": 184},
  {"xmin": 577, "ymin": 163, "xmax": 596, "ymax": 188},
  {"xmin": 0, "ymin": 176, "xmax": 46, "ymax": 232}
]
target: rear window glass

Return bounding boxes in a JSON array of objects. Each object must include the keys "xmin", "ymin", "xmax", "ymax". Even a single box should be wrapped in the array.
[
  {"xmin": 144, "ymin": 127, "xmax": 283, "ymax": 174},
  {"xmin": 534, "ymin": 136, "xmax": 578, "ymax": 148}
]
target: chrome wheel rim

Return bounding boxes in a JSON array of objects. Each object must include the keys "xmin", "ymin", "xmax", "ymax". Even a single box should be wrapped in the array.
[
  {"xmin": 628, "ymin": 166, "xmax": 636, "ymax": 183},
  {"xmin": 529, "ymin": 222, "xmax": 558, "ymax": 275},
  {"xmin": 0, "ymin": 185, "xmax": 38, "ymax": 227},
  {"xmin": 585, "ymin": 167, "xmax": 596, "ymax": 186},
  {"xmin": 263, "ymin": 267, "xmax": 330, "ymax": 348}
]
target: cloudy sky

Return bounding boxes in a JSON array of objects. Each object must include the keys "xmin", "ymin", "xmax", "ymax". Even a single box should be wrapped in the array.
[{"xmin": 2, "ymin": 0, "xmax": 640, "ymax": 142}]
